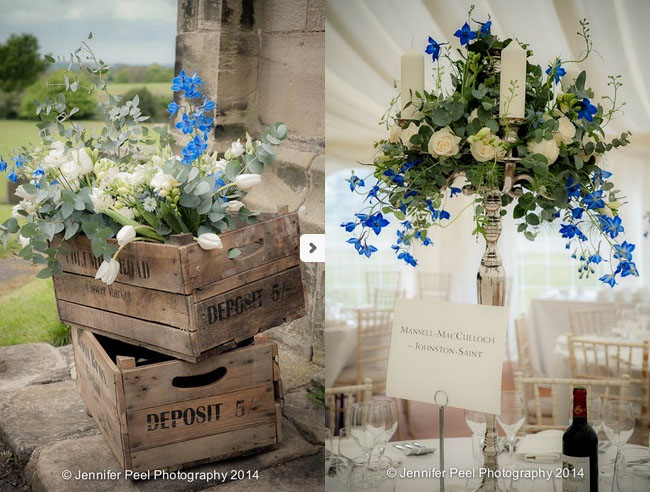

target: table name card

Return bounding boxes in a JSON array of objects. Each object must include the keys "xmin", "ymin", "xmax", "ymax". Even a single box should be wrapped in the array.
[{"xmin": 386, "ymin": 299, "xmax": 508, "ymax": 414}]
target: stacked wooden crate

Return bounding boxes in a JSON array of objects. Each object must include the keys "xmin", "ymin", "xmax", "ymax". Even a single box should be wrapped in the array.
[{"xmin": 54, "ymin": 211, "xmax": 305, "ymax": 471}]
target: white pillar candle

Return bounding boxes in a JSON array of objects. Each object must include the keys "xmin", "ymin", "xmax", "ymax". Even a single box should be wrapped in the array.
[
  {"xmin": 499, "ymin": 42, "xmax": 527, "ymax": 118},
  {"xmin": 401, "ymin": 48, "xmax": 424, "ymax": 120}
]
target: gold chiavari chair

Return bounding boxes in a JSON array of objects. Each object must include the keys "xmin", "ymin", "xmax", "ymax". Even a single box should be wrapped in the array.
[
  {"xmin": 568, "ymin": 335, "xmax": 649, "ymax": 441},
  {"xmin": 569, "ymin": 308, "xmax": 622, "ymax": 336},
  {"xmin": 364, "ymin": 271, "xmax": 402, "ymax": 304},
  {"xmin": 515, "ymin": 315, "xmax": 534, "ymax": 378},
  {"xmin": 417, "ymin": 272, "xmax": 451, "ymax": 301},
  {"xmin": 325, "ymin": 378, "xmax": 373, "ymax": 435},
  {"xmin": 371, "ymin": 287, "xmax": 405, "ymax": 310},
  {"xmin": 514, "ymin": 371, "xmax": 631, "ymax": 433}
]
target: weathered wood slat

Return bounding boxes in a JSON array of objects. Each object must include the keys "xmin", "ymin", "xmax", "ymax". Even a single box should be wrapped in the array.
[
  {"xmin": 127, "ymin": 385, "xmax": 277, "ymax": 451},
  {"xmin": 195, "ymin": 266, "xmax": 305, "ymax": 352},
  {"xmin": 72, "ymin": 328, "xmax": 283, "ymax": 471},
  {"xmin": 54, "ymin": 273, "xmax": 192, "ymax": 331},
  {"xmin": 121, "ymin": 342, "xmax": 275, "ymax": 411},
  {"xmin": 129, "ymin": 424, "xmax": 279, "ymax": 472}
]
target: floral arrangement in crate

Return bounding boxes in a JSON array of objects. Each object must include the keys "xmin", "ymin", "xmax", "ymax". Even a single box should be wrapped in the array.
[
  {"xmin": 0, "ymin": 35, "xmax": 287, "ymax": 285},
  {"xmin": 342, "ymin": 10, "xmax": 638, "ymax": 287}
]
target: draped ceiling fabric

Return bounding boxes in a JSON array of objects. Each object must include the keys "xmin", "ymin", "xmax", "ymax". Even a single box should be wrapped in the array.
[{"xmin": 326, "ymin": 0, "xmax": 650, "ymax": 304}]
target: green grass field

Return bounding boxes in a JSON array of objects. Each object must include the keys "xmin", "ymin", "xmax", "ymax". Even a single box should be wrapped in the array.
[{"xmin": 97, "ymin": 81, "xmax": 171, "ymax": 101}]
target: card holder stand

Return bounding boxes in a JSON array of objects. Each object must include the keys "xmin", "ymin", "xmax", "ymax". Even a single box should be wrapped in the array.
[{"xmin": 434, "ymin": 390, "xmax": 448, "ymax": 492}]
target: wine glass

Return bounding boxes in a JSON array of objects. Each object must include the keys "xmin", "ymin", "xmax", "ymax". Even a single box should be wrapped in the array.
[
  {"xmin": 349, "ymin": 455, "xmax": 396, "ymax": 491},
  {"xmin": 374, "ymin": 399, "xmax": 398, "ymax": 458},
  {"xmin": 496, "ymin": 391, "xmax": 525, "ymax": 469},
  {"xmin": 587, "ymin": 395, "xmax": 603, "ymax": 438},
  {"xmin": 603, "ymin": 400, "xmax": 635, "ymax": 489},
  {"xmin": 350, "ymin": 401, "xmax": 390, "ymax": 461},
  {"xmin": 464, "ymin": 410, "xmax": 487, "ymax": 465}
]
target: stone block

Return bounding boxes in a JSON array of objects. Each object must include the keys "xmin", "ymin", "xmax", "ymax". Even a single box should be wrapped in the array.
[
  {"xmin": 0, "ymin": 381, "xmax": 98, "ymax": 465},
  {"xmin": 177, "ymin": 0, "xmax": 199, "ymax": 33},
  {"xmin": 0, "ymin": 343, "xmax": 68, "ymax": 391},
  {"xmin": 261, "ymin": 0, "xmax": 308, "ymax": 33},
  {"xmin": 283, "ymin": 389, "xmax": 325, "ymax": 445},
  {"xmin": 258, "ymin": 32, "xmax": 324, "ymax": 137},
  {"xmin": 269, "ymin": 337, "xmax": 320, "ymax": 391},
  {"xmin": 306, "ymin": 0, "xmax": 325, "ymax": 32},
  {"xmin": 24, "ymin": 419, "xmax": 317, "ymax": 492},
  {"xmin": 200, "ymin": 452, "xmax": 324, "ymax": 491}
]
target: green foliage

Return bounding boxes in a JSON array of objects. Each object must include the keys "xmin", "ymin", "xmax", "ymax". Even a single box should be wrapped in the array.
[
  {"xmin": 19, "ymin": 70, "xmax": 97, "ymax": 119},
  {"xmin": 119, "ymin": 87, "xmax": 167, "ymax": 122},
  {"xmin": 145, "ymin": 64, "xmax": 174, "ymax": 83},
  {"xmin": 0, "ymin": 34, "xmax": 47, "ymax": 92}
]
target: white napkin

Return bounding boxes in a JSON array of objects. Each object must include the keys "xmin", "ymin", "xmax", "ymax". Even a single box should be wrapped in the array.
[{"xmin": 515, "ymin": 430, "xmax": 563, "ymax": 463}]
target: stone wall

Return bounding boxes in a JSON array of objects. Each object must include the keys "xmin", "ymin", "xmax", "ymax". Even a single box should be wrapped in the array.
[{"xmin": 175, "ymin": 0, "xmax": 324, "ymax": 365}]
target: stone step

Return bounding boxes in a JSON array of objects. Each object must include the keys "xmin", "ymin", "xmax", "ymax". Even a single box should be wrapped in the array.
[
  {"xmin": 0, "ymin": 343, "xmax": 70, "ymax": 392},
  {"xmin": 24, "ymin": 419, "xmax": 318, "ymax": 492},
  {"xmin": 198, "ymin": 452, "xmax": 324, "ymax": 492},
  {"xmin": 0, "ymin": 380, "xmax": 99, "ymax": 466}
]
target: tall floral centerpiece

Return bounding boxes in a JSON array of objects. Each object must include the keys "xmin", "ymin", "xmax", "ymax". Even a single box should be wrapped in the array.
[
  {"xmin": 0, "ymin": 36, "xmax": 287, "ymax": 283},
  {"xmin": 342, "ymin": 10, "xmax": 637, "ymax": 491}
]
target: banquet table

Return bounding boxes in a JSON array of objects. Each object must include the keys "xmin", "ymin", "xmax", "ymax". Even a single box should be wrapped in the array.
[
  {"xmin": 327, "ymin": 436, "xmax": 637, "ymax": 491},
  {"xmin": 527, "ymin": 292, "xmax": 630, "ymax": 376}
]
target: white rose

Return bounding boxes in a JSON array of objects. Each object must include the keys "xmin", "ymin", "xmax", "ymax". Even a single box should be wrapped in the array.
[
  {"xmin": 527, "ymin": 138, "xmax": 560, "ymax": 165},
  {"xmin": 468, "ymin": 108, "xmax": 479, "ymax": 122},
  {"xmin": 61, "ymin": 159, "xmax": 82, "ymax": 180},
  {"xmin": 400, "ymin": 123, "xmax": 419, "ymax": 149},
  {"xmin": 120, "ymin": 207, "xmax": 135, "ymax": 220},
  {"xmin": 116, "ymin": 225, "xmax": 136, "ymax": 247},
  {"xmin": 95, "ymin": 259, "xmax": 120, "ymax": 285},
  {"xmin": 77, "ymin": 148, "xmax": 93, "ymax": 175},
  {"xmin": 554, "ymin": 115, "xmax": 576, "ymax": 145},
  {"xmin": 197, "ymin": 233, "xmax": 223, "ymax": 250},
  {"xmin": 427, "ymin": 126, "xmax": 461, "ymax": 158},
  {"xmin": 151, "ymin": 171, "xmax": 180, "ymax": 193},
  {"xmin": 470, "ymin": 140, "xmax": 497, "ymax": 162},
  {"xmin": 226, "ymin": 200, "xmax": 245, "ymax": 213},
  {"xmin": 578, "ymin": 136, "xmax": 602, "ymax": 164},
  {"xmin": 388, "ymin": 124, "xmax": 402, "ymax": 143},
  {"xmin": 235, "ymin": 174, "xmax": 262, "ymax": 190},
  {"xmin": 89, "ymin": 188, "xmax": 115, "ymax": 211}
]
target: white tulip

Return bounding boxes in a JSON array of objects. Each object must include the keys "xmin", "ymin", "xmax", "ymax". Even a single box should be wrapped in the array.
[
  {"xmin": 77, "ymin": 148, "xmax": 94, "ymax": 175},
  {"xmin": 151, "ymin": 171, "xmax": 180, "ymax": 193},
  {"xmin": 116, "ymin": 225, "xmax": 136, "ymax": 247},
  {"xmin": 226, "ymin": 200, "xmax": 245, "ymax": 213},
  {"xmin": 95, "ymin": 259, "xmax": 120, "ymax": 285},
  {"xmin": 197, "ymin": 233, "xmax": 224, "ymax": 250},
  {"xmin": 235, "ymin": 174, "xmax": 262, "ymax": 190},
  {"xmin": 229, "ymin": 139, "xmax": 245, "ymax": 159}
]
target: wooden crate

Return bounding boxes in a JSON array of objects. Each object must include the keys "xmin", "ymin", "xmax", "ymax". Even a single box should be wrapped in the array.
[
  {"xmin": 53, "ymin": 211, "xmax": 305, "ymax": 362},
  {"xmin": 72, "ymin": 326, "xmax": 284, "ymax": 472}
]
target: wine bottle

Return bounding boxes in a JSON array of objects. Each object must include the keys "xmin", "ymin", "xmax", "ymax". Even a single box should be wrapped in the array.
[{"xmin": 562, "ymin": 387, "xmax": 598, "ymax": 492}]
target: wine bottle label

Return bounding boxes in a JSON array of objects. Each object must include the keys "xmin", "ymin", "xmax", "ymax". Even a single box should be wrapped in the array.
[{"xmin": 561, "ymin": 455, "xmax": 589, "ymax": 492}]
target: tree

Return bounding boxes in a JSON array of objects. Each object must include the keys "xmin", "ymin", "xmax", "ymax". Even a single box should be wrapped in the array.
[{"xmin": 0, "ymin": 34, "xmax": 47, "ymax": 92}]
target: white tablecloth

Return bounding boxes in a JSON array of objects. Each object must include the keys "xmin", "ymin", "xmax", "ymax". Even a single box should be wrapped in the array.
[
  {"xmin": 528, "ymin": 294, "xmax": 626, "ymax": 376},
  {"xmin": 325, "ymin": 320, "xmax": 357, "ymax": 387},
  {"xmin": 328, "ymin": 436, "xmax": 630, "ymax": 491}
]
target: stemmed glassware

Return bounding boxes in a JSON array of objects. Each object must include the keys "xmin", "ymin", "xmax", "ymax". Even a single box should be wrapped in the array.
[
  {"xmin": 603, "ymin": 400, "xmax": 635, "ymax": 491},
  {"xmin": 373, "ymin": 399, "xmax": 398, "ymax": 458},
  {"xmin": 350, "ymin": 400, "xmax": 397, "ymax": 460},
  {"xmin": 496, "ymin": 391, "xmax": 526, "ymax": 468},
  {"xmin": 464, "ymin": 410, "xmax": 487, "ymax": 466}
]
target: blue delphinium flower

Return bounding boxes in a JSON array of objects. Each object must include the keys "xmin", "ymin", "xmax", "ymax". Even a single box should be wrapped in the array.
[
  {"xmin": 599, "ymin": 274, "xmax": 616, "ymax": 288},
  {"xmin": 616, "ymin": 260, "xmax": 638, "ymax": 277},
  {"xmin": 400, "ymin": 159, "xmax": 419, "ymax": 173},
  {"xmin": 397, "ymin": 251, "xmax": 418, "ymax": 267},
  {"xmin": 431, "ymin": 209, "xmax": 451, "ymax": 221},
  {"xmin": 559, "ymin": 224, "xmax": 587, "ymax": 241},
  {"xmin": 171, "ymin": 69, "xmax": 190, "ymax": 92},
  {"xmin": 576, "ymin": 98, "xmax": 598, "ymax": 122},
  {"xmin": 360, "ymin": 242, "xmax": 378, "ymax": 258},
  {"xmin": 454, "ymin": 22, "xmax": 477, "ymax": 46},
  {"xmin": 365, "ymin": 184, "xmax": 380, "ymax": 202},
  {"xmin": 365, "ymin": 213, "xmax": 390, "ymax": 235},
  {"xmin": 212, "ymin": 171, "xmax": 226, "ymax": 191},
  {"xmin": 570, "ymin": 207, "xmax": 584, "ymax": 220},
  {"xmin": 7, "ymin": 168, "xmax": 18, "ymax": 183},
  {"xmin": 347, "ymin": 237, "xmax": 362, "ymax": 252},
  {"xmin": 167, "ymin": 100, "xmax": 179, "ymax": 117},
  {"xmin": 566, "ymin": 176, "xmax": 581, "ymax": 198},
  {"xmin": 477, "ymin": 15, "xmax": 491, "ymax": 37},
  {"xmin": 401, "ymin": 220, "xmax": 412, "ymax": 230},
  {"xmin": 383, "ymin": 169, "xmax": 404, "ymax": 186},
  {"xmin": 613, "ymin": 241, "xmax": 635, "ymax": 261},
  {"xmin": 589, "ymin": 253, "xmax": 603, "ymax": 264},
  {"xmin": 545, "ymin": 59, "xmax": 566, "ymax": 85},
  {"xmin": 176, "ymin": 113, "xmax": 195, "ymax": 134},
  {"xmin": 347, "ymin": 174, "xmax": 365, "ymax": 191},
  {"xmin": 592, "ymin": 168, "xmax": 612, "ymax": 185},
  {"xmin": 425, "ymin": 36, "xmax": 447, "ymax": 61},
  {"xmin": 0, "ymin": 157, "xmax": 6, "ymax": 172},
  {"xmin": 404, "ymin": 190, "xmax": 418, "ymax": 199},
  {"xmin": 450, "ymin": 186, "xmax": 461, "ymax": 198},
  {"xmin": 600, "ymin": 215, "xmax": 624, "ymax": 239},
  {"xmin": 12, "ymin": 155, "xmax": 24, "ymax": 168},
  {"xmin": 582, "ymin": 190, "xmax": 605, "ymax": 210},
  {"xmin": 340, "ymin": 222, "xmax": 356, "ymax": 232},
  {"xmin": 396, "ymin": 229, "xmax": 410, "ymax": 246},
  {"xmin": 203, "ymin": 99, "xmax": 216, "ymax": 111}
]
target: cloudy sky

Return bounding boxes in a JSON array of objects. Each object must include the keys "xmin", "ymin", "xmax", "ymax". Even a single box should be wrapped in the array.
[{"xmin": 0, "ymin": 0, "xmax": 177, "ymax": 65}]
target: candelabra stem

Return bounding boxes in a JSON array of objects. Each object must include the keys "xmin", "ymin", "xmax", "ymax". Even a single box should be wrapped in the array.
[{"xmin": 474, "ymin": 190, "xmax": 506, "ymax": 492}]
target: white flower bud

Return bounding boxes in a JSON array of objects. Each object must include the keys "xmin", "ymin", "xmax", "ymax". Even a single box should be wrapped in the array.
[
  {"xmin": 116, "ymin": 225, "xmax": 136, "ymax": 247},
  {"xmin": 197, "ymin": 233, "xmax": 224, "ymax": 250},
  {"xmin": 235, "ymin": 173, "xmax": 262, "ymax": 190}
]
